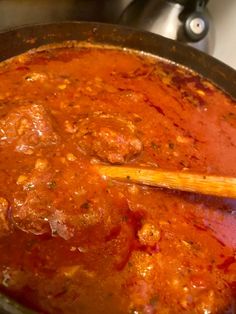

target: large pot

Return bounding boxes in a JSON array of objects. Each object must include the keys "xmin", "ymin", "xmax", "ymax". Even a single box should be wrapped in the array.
[{"xmin": 0, "ymin": 22, "xmax": 235, "ymax": 314}]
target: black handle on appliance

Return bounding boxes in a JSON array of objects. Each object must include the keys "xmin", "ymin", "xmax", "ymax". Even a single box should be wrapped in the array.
[{"xmin": 179, "ymin": 0, "xmax": 210, "ymax": 42}]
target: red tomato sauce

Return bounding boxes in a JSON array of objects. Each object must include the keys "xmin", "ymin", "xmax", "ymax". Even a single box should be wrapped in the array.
[{"xmin": 0, "ymin": 44, "xmax": 235, "ymax": 313}]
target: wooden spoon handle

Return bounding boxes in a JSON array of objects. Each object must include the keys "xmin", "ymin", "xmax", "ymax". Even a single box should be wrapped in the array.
[{"xmin": 95, "ymin": 165, "xmax": 236, "ymax": 199}]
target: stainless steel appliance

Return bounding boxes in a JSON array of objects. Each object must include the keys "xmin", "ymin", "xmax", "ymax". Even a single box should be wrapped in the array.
[{"xmin": 119, "ymin": 0, "xmax": 213, "ymax": 53}]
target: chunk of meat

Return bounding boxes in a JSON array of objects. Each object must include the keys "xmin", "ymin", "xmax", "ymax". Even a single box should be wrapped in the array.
[
  {"xmin": 12, "ymin": 165, "xmax": 75, "ymax": 238},
  {"xmin": 12, "ymin": 187, "xmax": 75, "ymax": 240},
  {"xmin": 0, "ymin": 197, "xmax": 10, "ymax": 237},
  {"xmin": 0, "ymin": 103, "xmax": 59, "ymax": 154},
  {"xmin": 75, "ymin": 113, "xmax": 142, "ymax": 164},
  {"xmin": 12, "ymin": 188, "xmax": 52, "ymax": 236},
  {"xmin": 11, "ymin": 161, "xmax": 119, "ymax": 241}
]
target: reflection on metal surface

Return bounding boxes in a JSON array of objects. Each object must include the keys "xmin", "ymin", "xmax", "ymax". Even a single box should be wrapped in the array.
[{"xmin": 189, "ymin": 17, "xmax": 206, "ymax": 34}]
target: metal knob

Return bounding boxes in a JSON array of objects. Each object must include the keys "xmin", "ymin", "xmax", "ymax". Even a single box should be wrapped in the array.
[{"xmin": 184, "ymin": 12, "xmax": 209, "ymax": 41}]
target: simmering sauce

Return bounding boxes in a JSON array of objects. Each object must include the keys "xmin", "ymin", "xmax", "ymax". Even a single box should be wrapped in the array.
[{"xmin": 0, "ymin": 44, "xmax": 235, "ymax": 313}]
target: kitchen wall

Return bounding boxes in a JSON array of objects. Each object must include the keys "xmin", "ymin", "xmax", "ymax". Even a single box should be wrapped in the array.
[{"xmin": 208, "ymin": 0, "xmax": 236, "ymax": 69}]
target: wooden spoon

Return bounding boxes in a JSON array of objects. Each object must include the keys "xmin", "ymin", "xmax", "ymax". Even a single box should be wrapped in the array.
[{"xmin": 95, "ymin": 165, "xmax": 236, "ymax": 199}]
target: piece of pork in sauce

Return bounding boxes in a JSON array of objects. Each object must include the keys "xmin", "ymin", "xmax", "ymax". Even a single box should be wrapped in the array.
[
  {"xmin": 75, "ymin": 113, "xmax": 142, "ymax": 164},
  {"xmin": 12, "ymin": 165, "xmax": 54, "ymax": 237},
  {"xmin": 10, "ymin": 157, "xmax": 120, "ymax": 241},
  {"xmin": 0, "ymin": 103, "xmax": 59, "ymax": 155}
]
